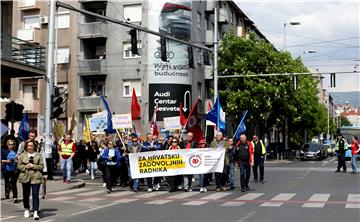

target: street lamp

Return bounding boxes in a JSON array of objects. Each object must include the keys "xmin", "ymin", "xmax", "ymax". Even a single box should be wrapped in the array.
[{"xmin": 283, "ymin": 21, "xmax": 301, "ymax": 50}]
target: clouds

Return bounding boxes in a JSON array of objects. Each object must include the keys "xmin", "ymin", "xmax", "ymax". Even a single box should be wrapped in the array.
[{"xmin": 236, "ymin": 0, "xmax": 360, "ymax": 92}]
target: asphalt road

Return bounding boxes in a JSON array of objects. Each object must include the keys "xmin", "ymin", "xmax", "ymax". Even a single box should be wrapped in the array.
[{"xmin": 2, "ymin": 157, "xmax": 360, "ymax": 222}]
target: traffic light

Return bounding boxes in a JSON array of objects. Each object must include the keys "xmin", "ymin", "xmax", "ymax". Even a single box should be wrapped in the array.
[
  {"xmin": 160, "ymin": 37, "xmax": 167, "ymax": 62},
  {"xmin": 51, "ymin": 87, "xmax": 64, "ymax": 119},
  {"xmin": 130, "ymin": 28, "xmax": 138, "ymax": 55},
  {"xmin": 5, "ymin": 101, "xmax": 24, "ymax": 122}
]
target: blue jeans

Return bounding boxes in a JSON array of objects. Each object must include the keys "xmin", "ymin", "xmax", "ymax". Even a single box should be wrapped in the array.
[
  {"xmin": 127, "ymin": 165, "xmax": 139, "ymax": 191},
  {"xmin": 227, "ymin": 162, "xmax": 235, "ymax": 187},
  {"xmin": 351, "ymin": 154, "xmax": 359, "ymax": 172},
  {"xmin": 199, "ymin": 174, "xmax": 206, "ymax": 188},
  {"xmin": 90, "ymin": 161, "xmax": 97, "ymax": 178},
  {"xmin": 60, "ymin": 158, "xmax": 73, "ymax": 181}
]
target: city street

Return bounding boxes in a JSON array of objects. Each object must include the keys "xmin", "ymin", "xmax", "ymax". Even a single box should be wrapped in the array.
[{"xmin": 2, "ymin": 157, "xmax": 359, "ymax": 222}]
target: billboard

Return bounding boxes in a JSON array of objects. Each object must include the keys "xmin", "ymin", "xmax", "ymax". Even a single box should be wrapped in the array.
[{"xmin": 147, "ymin": 1, "xmax": 193, "ymax": 121}]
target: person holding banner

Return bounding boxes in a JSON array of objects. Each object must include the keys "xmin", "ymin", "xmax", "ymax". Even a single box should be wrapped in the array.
[
  {"xmin": 101, "ymin": 141, "xmax": 121, "ymax": 193},
  {"xmin": 198, "ymin": 139, "xmax": 208, "ymax": 193},
  {"xmin": 210, "ymin": 132, "xmax": 229, "ymax": 192},
  {"xmin": 168, "ymin": 138, "xmax": 182, "ymax": 192},
  {"xmin": 127, "ymin": 136, "xmax": 142, "ymax": 192},
  {"xmin": 142, "ymin": 134, "xmax": 161, "ymax": 192},
  {"xmin": 234, "ymin": 134, "xmax": 254, "ymax": 192},
  {"xmin": 181, "ymin": 132, "xmax": 197, "ymax": 192}
]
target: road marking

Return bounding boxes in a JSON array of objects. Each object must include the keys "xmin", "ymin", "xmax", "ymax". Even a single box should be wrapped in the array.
[
  {"xmin": 47, "ymin": 196, "xmax": 76, "ymax": 201},
  {"xmin": 1, "ymin": 216, "xmax": 18, "ymax": 221},
  {"xmin": 113, "ymin": 198, "xmax": 138, "ymax": 203},
  {"xmin": 330, "ymin": 157, "xmax": 337, "ymax": 162},
  {"xmin": 69, "ymin": 202, "xmax": 119, "ymax": 216},
  {"xmin": 168, "ymin": 192, "xmax": 199, "ymax": 199},
  {"xmin": 221, "ymin": 201, "xmax": 245, "ymax": 206},
  {"xmin": 236, "ymin": 211, "xmax": 256, "ymax": 222},
  {"xmin": 321, "ymin": 161, "xmax": 329, "ymax": 166},
  {"xmin": 260, "ymin": 193, "xmax": 296, "ymax": 207},
  {"xmin": 135, "ymin": 191, "xmax": 168, "ymax": 198},
  {"xmin": 235, "ymin": 193, "xmax": 264, "ymax": 200},
  {"xmin": 346, "ymin": 194, "xmax": 360, "ymax": 208},
  {"xmin": 50, "ymin": 188, "xmax": 91, "ymax": 195},
  {"xmin": 302, "ymin": 194, "xmax": 330, "ymax": 208},
  {"xmin": 105, "ymin": 190, "xmax": 133, "ymax": 197},
  {"xmin": 146, "ymin": 199, "xmax": 173, "ymax": 205},
  {"xmin": 182, "ymin": 200, "xmax": 208, "ymax": 206},
  {"xmin": 76, "ymin": 190, "xmax": 107, "ymax": 196},
  {"xmin": 79, "ymin": 197, "xmax": 106, "ymax": 202},
  {"xmin": 200, "ymin": 192, "xmax": 231, "ymax": 200},
  {"xmin": 42, "ymin": 219, "xmax": 54, "ymax": 222}
]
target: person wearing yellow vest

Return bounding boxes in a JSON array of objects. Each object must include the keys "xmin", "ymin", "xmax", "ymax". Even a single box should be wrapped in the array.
[
  {"xmin": 58, "ymin": 133, "xmax": 76, "ymax": 183},
  {"xmin": 251, "ymin": 135, "xmax": 266, "ymax": 183}
]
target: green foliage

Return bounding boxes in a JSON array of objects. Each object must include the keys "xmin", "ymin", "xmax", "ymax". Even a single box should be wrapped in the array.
[
  {"xmin": 218, "ymin": 32, "xmax": 329, "ymax": 139},
  {"xmin": 340, "ymin": 116, "xmax": 352, "ymax": 126}
]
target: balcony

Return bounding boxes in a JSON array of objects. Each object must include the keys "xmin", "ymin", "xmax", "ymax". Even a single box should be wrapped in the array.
[
  {"xmin": 78, "ymin": 22, "xmax": 108, "ymax": 39},
  {"xmin": 18, "ymin": 0, "xmax": 40, "ymax": 10},
  {"xmin": 204, "ymin": 65, "xmax": 212, "ymax": 80},
  {"xmin": 17, "ymin": 28, "xmax": 41, "ymax": 44},
  {"xmin": 78, "ymin": 96, "xmax": 102, "ymax": 111},
  {"xmin": 78, "ymin": 59, "xmax": 107, "ymax": 75},
  {"xmin": 205, "ymin": 30, "xmax": 213, "ymax": 46},
  {"xmin": 1, "ymin": 34, "xmax": 45, "ymax": 70}
]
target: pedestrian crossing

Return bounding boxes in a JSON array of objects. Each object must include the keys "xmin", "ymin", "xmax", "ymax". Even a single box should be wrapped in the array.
[{"xmin": 46, "ymin": 188, "xmax": 360, "ymax": 209}]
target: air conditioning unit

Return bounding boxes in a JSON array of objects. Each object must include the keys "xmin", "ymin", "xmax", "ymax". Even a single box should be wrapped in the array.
[{"xmin": 40, "ymin": 16, "xmax": 48, "ymax": 24}]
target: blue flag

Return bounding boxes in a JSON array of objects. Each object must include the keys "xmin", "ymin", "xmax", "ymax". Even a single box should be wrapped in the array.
[
  {"xmin": 234, "ymin": 110, "xmax": 248, "ymax": 140},
  {"xmin": 205, "ymin": 95, "xmax": 226, "ymax": 132},
  {"xmin": 19, "ymin": 112, "xmax": 30, "ymax": 141},
  {"xmin": 100, "ymin": 96, "xmax": 116, "ymax": 134}
]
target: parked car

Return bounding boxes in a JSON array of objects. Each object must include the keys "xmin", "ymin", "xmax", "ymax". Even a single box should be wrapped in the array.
[
  {"xmin": 324, "ymin": 144, "xmax": 336, "ymax": 157},
  {"xmin": 300, "ymin": 143, "xmax": 328, "ymax": 161}
]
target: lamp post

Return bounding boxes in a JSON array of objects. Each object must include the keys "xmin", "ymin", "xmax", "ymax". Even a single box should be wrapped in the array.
[{"xmin": 283, "ymin": 22, "xmax": 301, "ymax": 50}]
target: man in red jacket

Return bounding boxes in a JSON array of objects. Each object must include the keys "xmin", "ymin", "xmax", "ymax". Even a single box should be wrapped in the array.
[{"xmin": 235, "ymin": 134, "xmax": 254, "ymax": 192}]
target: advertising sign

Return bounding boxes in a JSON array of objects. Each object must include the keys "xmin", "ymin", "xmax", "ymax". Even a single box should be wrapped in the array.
[
  {"xmin": 129, "ymin": 148, "xmax": 225, "ymax": 179},
  {"xmin": 147, "ymin": 1, "xmax": 193, "ymax": 121},
  {"xmin": 112, "ymin": 114, "xmax": 132, "ymax": 129}
]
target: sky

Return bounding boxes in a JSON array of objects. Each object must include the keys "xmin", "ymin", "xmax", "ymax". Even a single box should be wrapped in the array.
[{"xmin": 236, "ymin": 0, "xmax": 360, "ymax": 93}]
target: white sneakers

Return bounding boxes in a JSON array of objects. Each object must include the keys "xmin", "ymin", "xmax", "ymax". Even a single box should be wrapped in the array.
[
  {"xmin": 155, "ymin": 183, "xmax": 160, "ymax": 191},
  {"xmin": 102, "ymin": 183, "xmax": 106, "ymax": 187},
  {"xmin": 91, "ymin": 176, "xmax": 95, "ymax": 180},
  {"xmin": 200, "ymin": 187, "xmax": 207, "ymax": 193},
  {"xmin": 33, "ymin": 211, "xmax": 39, "ymax": 220},
  {"xmin": 147, "ymin": 188, "xmax": 152, "ymax": 193},
  {"xmin": 24, "ymin": 209, "xmax": 30, "ymax": 218}
]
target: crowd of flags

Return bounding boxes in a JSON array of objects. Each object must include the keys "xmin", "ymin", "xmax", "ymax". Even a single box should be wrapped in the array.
[{"xmin": 11, "ymin": 88, "xmax": 249, "ymax": 143}]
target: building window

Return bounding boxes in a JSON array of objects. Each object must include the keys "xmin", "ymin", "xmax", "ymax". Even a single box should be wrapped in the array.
[
  {"xmin": 24, "ymin": 15, "xmax": 40, "ymax": 29},
  {"xmin": 197, "ymin": 12, "xmax": 201, "ymax": 28},
  {"xmin": 197, "ymin": 82, "xmax": 202, "ymax": 98},
  {"xmin": 57, "ymin": 47, "xmax": 70, "ymax": 64},
  {"xmin": 124, "ymin": 4, "xmax": 142, "ymax": 23},
  {"xmin": 123, "ymin": 42, "xmax": 141, "ymax": 59},
  {"xmin": 123, "ymin": 79, "xmax": 141, "ymax": 97},
  {"xmin": 206, "ymin": 15, "xmax": 213, "ymax": 31},
  {"xmin": 32, "ymin": 85, "xmax": 38, "ymax": 99},
  {"xmin": 56, "ymin": 11, "xmax": 70, "ymax": 29}
]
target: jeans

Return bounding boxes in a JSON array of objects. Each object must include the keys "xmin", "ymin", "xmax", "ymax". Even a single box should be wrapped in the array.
[
  {"xmin": 183, "ymin": 175, "xmax": 193, "ymax": 189},
  {"xmin": 60, "ymin": 158, "xmax": 73, "ymax": 181},
  {"xmin": 90, "ymin": 161, "xmax": 97, "ymax": 178},
  {"xmin": 227, "ymin": 162, "xmax": 235, "ymax": 187},
  {"xmin": 351, "ymin": 154, "xmax": 359, "ymax": 172},
  {"xmin": 239, "ymin": 161, "xmax": 250, "ymax": 189},
  {"xmin": 22, "ymin": 183, "xmax": 41, "ymax": 211},
  {"xmin": 3, "ymin": 170, "xmax": 18, "ymax": 198},
  {"xmin": 253, "ymin": 157, "xmax": 265, "ymax": 181},
  {"xmin": 199, "ymin": 174, "xmax": 206, "ymax": 188},
  {"xmin": 337, "ymin": 153, "xmax": 346, "ymax": 171}
]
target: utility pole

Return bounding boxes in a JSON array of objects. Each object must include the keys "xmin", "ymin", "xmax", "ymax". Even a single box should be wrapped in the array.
[
  {"xmin": 44, "ymin": 0, "xmax": 57, "ymax": 156},
  {"xmin": 213, "ymin": 3, "xmax": 218, "ymax": 103}
]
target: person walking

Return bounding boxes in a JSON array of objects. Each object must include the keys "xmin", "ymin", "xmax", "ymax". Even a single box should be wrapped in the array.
[
  {"xmin": 58, "ymin": 133, "xmax": 76, "ymax": 183},
  {"xmin": 127, "ymin": 136, "xmax": 142, "ymax": 192},
  {"xmin": 251, "ymin": 135, "xmax": 266, "ymax": 183},
  {"xmin": 101, "ymin": 141, "xmax": 121, "ymax": 193},
  {"xmin": 335, "ymin": 134, "xmax": 348, "ymax": 173},
  {"xmin": 210, "ymin": 132, "xmax": 229, "ymax": 192},
  {"xmin": 87, "ymin": 135, "xmax": 100, "ymax": 179},
  {"xmin": 234, "ymin": 134, "xmax": 254, "ymax": 192},
  {"xmin": 142, "ymin": 133, "xmax": 161, "ymax": 192},
  {"xmin": 181, "ymin": 132, "xmax": 197, "ymax": 192},
  {"xmin": 17, "ymin": 139, "xmax": 44, "ymax": 220},
  {"xmin": 1, "ymin": 139, "xmax": 19, "ymax": 203},
  {"xmin": 198, "ymin": 139, "xmax": 208, "ymax": 193},
  {"xmin": 168, "ymin": 138, "xmax": 182, "ymax": 192},
  {"xmin": 351, "ymin": 136, "xmax": 360, "ymax": 174},
  {"xmin": 226, "ymin": 138, "xmax": 236, "ymax": 190}
]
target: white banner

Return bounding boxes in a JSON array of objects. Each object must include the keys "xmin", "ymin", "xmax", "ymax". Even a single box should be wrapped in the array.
[
  {"xmin": 129, "ymin": 148, "xmax": 225, "ymax": 179},
  {"xmin": 163, "ymin": 116, "xmax": 181, "ymax": 130},
  {"xmin": 112, "ymin": 114, "xmax": 132, "ymax": 129},
  {"xmin": 89, "ymin": 115, "xmax": 107, "ymax": 132}
]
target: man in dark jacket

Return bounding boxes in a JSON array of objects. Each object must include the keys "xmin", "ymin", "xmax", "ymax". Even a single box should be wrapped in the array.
[
  {"xmin": 87, "ymin": 136, "xmax": 99, "ymax": 180},
  {"xmin": 180, "ymin": 132, "xmax": 197, "ymax": 192},
  {"xmin": 251, "ymin": 135, "xmax": 266, "ymax": 183},
  {"xmin": 234, "ymin": 134, "xmax": 254, "ymax": 192}
]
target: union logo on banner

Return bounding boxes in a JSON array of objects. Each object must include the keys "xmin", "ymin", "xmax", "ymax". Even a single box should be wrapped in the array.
[{"xmin": 189, "ymin": 155, "xmax": 202, "ymax": 168}]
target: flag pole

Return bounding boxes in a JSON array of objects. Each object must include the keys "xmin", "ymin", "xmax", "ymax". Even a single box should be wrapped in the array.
[
  {"xmin": 232, "ymin": 110, "xmax": 248, "ymax": 140},
  {"xmin": 180, "ymin": 96, "xmax": 200, "ymax": 139}
]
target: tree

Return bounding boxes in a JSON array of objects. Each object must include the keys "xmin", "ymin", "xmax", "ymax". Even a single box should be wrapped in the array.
[
  {"xmin": 339, "ymin": 116, "xmax": 352, "ymax": 126},
  {"xmin": 218, "ymin": 32, "xmax": 328, "ymax": 141}
]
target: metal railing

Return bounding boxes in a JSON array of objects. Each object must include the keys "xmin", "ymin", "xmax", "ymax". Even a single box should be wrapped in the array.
[{"xmin": 1, "ymin": 34, "xmax": 46, "ymax": 70}]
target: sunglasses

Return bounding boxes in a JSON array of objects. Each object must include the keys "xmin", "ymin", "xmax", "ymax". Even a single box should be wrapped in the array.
[{"xmin": 172, "ymin": 141, "xmax": 178, "ymax": 143}]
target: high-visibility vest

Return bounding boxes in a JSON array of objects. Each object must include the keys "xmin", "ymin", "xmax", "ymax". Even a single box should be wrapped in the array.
[
  {"xmin": 335, "ymin": 138, "xmax": 348, "ymax": 151},
  {"xmin": 60, "ymin": 142, "xmax": 74, "ymax": 156},
  {"xmin": 251, "ymin": 140, "xmax": 266, "ymax": 155}
]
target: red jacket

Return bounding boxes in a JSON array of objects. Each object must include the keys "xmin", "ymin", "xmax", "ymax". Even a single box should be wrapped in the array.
[
  {"xmin": 352, "ymin": 141, "xmax": 359, "ymax": 155},
  {"xmin": 235, "ymin": 141, "xmax": 254, "ymax": 164}
]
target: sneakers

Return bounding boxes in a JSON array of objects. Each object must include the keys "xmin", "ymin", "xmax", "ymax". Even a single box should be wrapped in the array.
[
  {"xmin": 147, "ymin": 188, "xmax": 152, "ymax": 193},
  {"xmin": 66, "ymin": 180, "xmax": 71, "ymax": 184},
  {"xmin": 33, "ymin": 211, "xmax": 39, "ymax": 220},
  {"xmin": 246, "ymin": 186, "xmax": 251, "ymax": 191},
  {"xmin": 102, "ymin": 183, "xmax": 107, "ymax": 187},
  {"xmin": 203, "ymin": 187, "xmax": 207, "ymax": 192},
  {"xmin": 13, "ymin": 198, "xmax": 18, "ymax": 203},
  {"xmin": 241, "ymin": 188, "xmax": 246, "ymax": 192},
  {"xmin": 221, "ymin": 187, "xmax": 227, "ymax": 192},
  {"xmin": 200, "ymin": 188, "xmax": 204, "ymax": 193},
  {"xmin": 334, "ymin": 169, "xmax": 340, "ymax": 172},
  {"xmin": 86, "ymin": 169, "xmax": 90, "ymax": 174},
  {"xmin": 91, "ymin": 176, "xmax": 95, "ymax": 180},
  {"xmin": 216, "ymin": 188, "xmax": 221, "ymax": 192},
  {"xmin": 107, "ymin": 189, "xmax": 112, "ymax": 193},
  {"xmin": 24, "ymin": 209, "xmax": 30, "ymax": 218}
]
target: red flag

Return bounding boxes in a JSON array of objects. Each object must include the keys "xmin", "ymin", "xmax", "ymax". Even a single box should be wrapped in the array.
[
  {"xmin": 150, "ymin": 105, "xmax": 159, "ymax": 136},
  {"xmin": 131, "ymin": 88, "xmax": 141, "ymax": 120},
  {"xmin": 179, "ymin": 102, "xmax": 187, "ymax": 126},
  {"xmin": 208, "ymin": 100, "xmax": 212, "ymax": 112},
  {"xmin": 185, "ymin": 97, "xmax": 203, "ymax": 142}
]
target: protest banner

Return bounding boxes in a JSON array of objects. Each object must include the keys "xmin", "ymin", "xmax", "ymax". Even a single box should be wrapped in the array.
[
  {"xmin": 128, "ymin": 148, "xmax": 225, "ymax": 179},
  {"xmin": 112, "ymin": 114, "xmax": 132, "ymax": 129},
  {"xmin": 163, "ymin": 116, "xmax": 181, "ymax": 131},
  {"xmin": 89, "ymin": 114, "xmax": 107, "ymax": 132}
]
